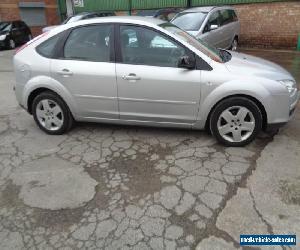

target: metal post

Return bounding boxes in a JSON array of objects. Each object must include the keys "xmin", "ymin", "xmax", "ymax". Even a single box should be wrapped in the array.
[
  {"xmin": 297, "ymin": 34, "xmax": 300, "ymax": 51},
  {"xmin": 129, "ymin": 0, "xmax": 132, "ymax": 16}
]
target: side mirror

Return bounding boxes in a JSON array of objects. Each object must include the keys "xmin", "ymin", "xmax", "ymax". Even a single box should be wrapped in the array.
[
  {"xmin": 178, "ymin": 56, "xmax": 195, "ymax": 70},
  {"xmin": 209, "ymin": 24, "xmax": 218, "ymax": 31}
]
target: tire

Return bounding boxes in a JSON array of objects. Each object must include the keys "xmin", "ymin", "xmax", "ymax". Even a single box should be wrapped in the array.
[
  {"xmin": 9, "ymin": 39, "xmax": 15, "ymax": 49},
  {"xmin": 210, "ymin": 97, "xmax": 262, "ymax": 147},
  {"xmin": 32, "ymin": 91, "xmax": 74, "ymax": 135},
  {"xmin": 230, "ymin": 37, "xmax": 238, "ymax": 51}
]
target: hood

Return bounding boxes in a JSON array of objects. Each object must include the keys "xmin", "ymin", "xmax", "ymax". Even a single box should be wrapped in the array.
[{"xmin": 225, "ymin": 51, "xmax": 292, "ymax": 81}]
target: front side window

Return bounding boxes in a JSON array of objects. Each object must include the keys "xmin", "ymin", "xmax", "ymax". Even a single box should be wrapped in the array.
[
  {"xmin": 171, "ymin": 12, "xmax": 207, "ymax": 31},
  {"xmin": 120, "ymin": 25, "xmax": 187, "ymax": 67},
  {"xmin": 64, "ymin": 25, "xmax": 113, "ymax": 62},
  {"xmin": 204, "ymin": 11, "xmax": 220, "ymax": 33}
]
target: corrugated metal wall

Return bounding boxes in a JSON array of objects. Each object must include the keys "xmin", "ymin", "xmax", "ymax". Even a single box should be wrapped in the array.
[
  {"xmin": 74, "ymin": 0, "xmax": 130, "ymax": 11},
  {"xmin": 132, "ymin": 0, "xmax": 187, "ymax": 9},
  {"xmin": 67, "ymin": 0, "xmax": 291, "ymax": 12},
  {"xmin": 191, "ymin": 0, "xmax": 288, "ymax": 6}
]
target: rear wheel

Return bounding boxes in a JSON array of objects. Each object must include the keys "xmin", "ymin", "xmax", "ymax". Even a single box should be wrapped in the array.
[
  {"xmin": 230, "ymin": 37, "xmax": 238, "ymax": 51},
  {"xmin": 32, "ymin": 91, "xmax": 74, "ymax": 135},
  {"xmin": 210, "ymin": 97, "xmax": 262, "ymax": 146}
]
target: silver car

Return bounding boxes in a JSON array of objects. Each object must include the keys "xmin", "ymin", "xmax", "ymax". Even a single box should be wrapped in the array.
[
  {"xmin": 171, "ymin": 6, "xmax": 240, "ymax": 50},
  {"xmin": 13, "ymin": 17, "xmax": 299, "ymax": 146}
]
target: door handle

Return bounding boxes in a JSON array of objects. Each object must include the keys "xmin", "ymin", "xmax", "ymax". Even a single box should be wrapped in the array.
[
  {"xmin": 57, "ymin": 69, "xmax": 73, "ymax": 76},
  {"xmin": 122, "ymin": 73, "xmax": 141, "ymax": 81}
]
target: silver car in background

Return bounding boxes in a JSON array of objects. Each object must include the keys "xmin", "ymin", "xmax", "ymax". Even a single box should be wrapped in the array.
[
  {"xmin": 13, "ymin": 17, "xmax": 299, "ymax": 146},
  {"xmin": 172, "ymin": 6, "xmax": 240, "ymax": 50}
]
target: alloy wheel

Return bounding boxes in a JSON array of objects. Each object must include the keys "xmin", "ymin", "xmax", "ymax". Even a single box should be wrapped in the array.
[
  {"xmin": 217, "ymin": 106, "xmax": 255, "ymax": 143},
  {"xmin": 36, "ymin": 99, "xmax": 64, "ymax": 131}
]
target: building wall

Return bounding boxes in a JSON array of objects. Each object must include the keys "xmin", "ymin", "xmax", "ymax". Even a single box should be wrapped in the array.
[
  {"xmin": 0, "ymin": 0, "xmax": 60, "ymax": 36},
  {"xmin": 234, "ymin": 1, "xmax": 300, "ymax": 49}
]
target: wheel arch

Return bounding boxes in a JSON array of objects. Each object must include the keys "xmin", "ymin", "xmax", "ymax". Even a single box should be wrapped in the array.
[
  {"xmin": 204, "ymin": 94, "xmax": 268, "ymax": 132},
  {"xmin": 24, "ymin": 76, "xmax": 77, "ymax": 118}
]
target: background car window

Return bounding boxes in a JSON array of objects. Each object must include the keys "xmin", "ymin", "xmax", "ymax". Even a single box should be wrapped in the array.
[
  {"xmin": 204, "ymin": 11, "xmax": 220, "ymax": 33},
  {"xmin": 172, "ymin": 12, "xmax": 207, "ymax": 31},
  {"xmin": 64, "ymin": 25, "xmax": 113, "ymax": 62},
  {"xmin": 120, "ymin": 25, "xmax": 187, "ymax": 67},
  {"xmin": 229, "ymin": 10, "xmax": 238, "ymax": 22},
  {"xmin": 220, "ymin": 10, "xmax": 233, "ymax": 26}
]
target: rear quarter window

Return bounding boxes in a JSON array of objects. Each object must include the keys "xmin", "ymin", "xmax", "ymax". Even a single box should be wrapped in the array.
[{"xmin": 36, "ymin": 33, "xmax": 62, "ymax": 58}]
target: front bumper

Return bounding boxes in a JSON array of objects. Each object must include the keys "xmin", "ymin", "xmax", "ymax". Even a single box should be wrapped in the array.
[
  {"xmin": 266, "ymin": 90, "xmax": 299, "ymax": 132},
  {"xmin": 288, "ymin": 90, "xmax": 300, "ymax": 118}
]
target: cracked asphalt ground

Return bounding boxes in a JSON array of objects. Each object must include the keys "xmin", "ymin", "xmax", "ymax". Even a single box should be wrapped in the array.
[{"xmin": 0, "ymin": 49, "xmax": 299, "ymax": 250}]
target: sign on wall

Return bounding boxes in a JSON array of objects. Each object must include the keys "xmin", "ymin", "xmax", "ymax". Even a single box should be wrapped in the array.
[{"xmin": 73, "ymin": 0, "xmax": 84, "ymax": 7}]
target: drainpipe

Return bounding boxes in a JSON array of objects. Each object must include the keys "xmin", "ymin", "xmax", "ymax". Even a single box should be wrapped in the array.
[
  {"xmin": 128, "ymin": 0, "xmax": 132, "ymax": 16},
  {"xmin": 56, "ymin": 0, "xmax": 62, "ymax": 22},
  {"xmin": 66, "ymin": 0, "xmax": 74, "ymax": 16},
  {"xmin": 297, "ymin": 34, "xmax": 300, "ymax": 51}
]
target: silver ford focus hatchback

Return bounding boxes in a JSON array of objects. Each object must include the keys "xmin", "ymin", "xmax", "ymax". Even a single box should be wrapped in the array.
[{"xmin": 14, "ymin": 17, "xmax": 299, "ymax": 146}]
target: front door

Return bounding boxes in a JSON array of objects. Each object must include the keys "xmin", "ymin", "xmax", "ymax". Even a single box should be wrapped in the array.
[
  {"xmin": 116, "ymin": 25, "xmax": 201, "ymax": 126},
  {"xmin": 51, "ymin": 24, "xmax": 118, "ymax": 119},
  {"xmin": 201, "ymin": 11, "xmax": 223, "ymax": 48}
]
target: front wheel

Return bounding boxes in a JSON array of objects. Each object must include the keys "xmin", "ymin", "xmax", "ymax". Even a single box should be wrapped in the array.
[
  {"xmin": 210, "ymin": 97, "xmax": 262, "ymax": 146},
  {"xmin": 32, "ymin": 91, "xmax": 74, "ymax": 135},
  {"xmin": 9, "ymin": 39, "xmax": 15, "ymax": 49}
]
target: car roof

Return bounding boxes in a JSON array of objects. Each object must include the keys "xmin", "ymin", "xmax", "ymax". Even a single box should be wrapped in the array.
[
  {"xmin": 182, "ymin": 6, "xmax": 235, "ymax": 13},
  {"xmin": 62, "ymin": 16, "xmax": 166, "ymax": 29}
]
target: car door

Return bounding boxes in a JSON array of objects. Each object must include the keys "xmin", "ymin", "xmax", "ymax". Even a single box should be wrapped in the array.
[
  {"xmin": 219, "ymin": 9, "xmax": 235, "ymax": 48},
  {"xmin": 200, "ymin": 11, "xmax": 223, "ymax": 48},
  {"xmin": 115, "ymin": 24, "xmax": 201, "ymax": 126},
  {"xmin": 50, "ymin": 24, "xmax": 119, "ymax": 119}
]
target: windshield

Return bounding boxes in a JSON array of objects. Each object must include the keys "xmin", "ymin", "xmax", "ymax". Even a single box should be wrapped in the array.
[
  {"xmin": 160, "ymin": 23, "xmax": 223, "ymax": 63},
  {"xmin": 0, "ymin": 22, "xmax": 12, "ymax": 32},
  {"xmin": 171, "ymin": 12, "xmax": 207, "ymax": 31}
]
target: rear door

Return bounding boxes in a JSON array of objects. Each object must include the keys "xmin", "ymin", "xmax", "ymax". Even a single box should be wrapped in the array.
[
  {"xmin": 219, "ymin": 9, "xmax": 236, "ymax": 48},
  {"xmin": 50, "ymin": 24, "xmax": 119, "ymax": 119}
]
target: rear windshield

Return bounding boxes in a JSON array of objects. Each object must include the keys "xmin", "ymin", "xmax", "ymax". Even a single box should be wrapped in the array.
[{"xmin": 171, "ymin": 12, "xmax": 207, "ymax": 31}]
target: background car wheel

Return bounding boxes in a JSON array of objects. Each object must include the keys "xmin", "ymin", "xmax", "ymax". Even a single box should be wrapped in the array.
[
  {"xmin": 231, "ymin": 38, "xmax": 238, "ymax": 51},
  {"xmin": 9, "ymin": 39, "xmax": 15, "ymax": 49},
  {"xmin": 32, "ymin": 91, "xmax": 74, "ymax": 135},
  {"xmin": 210, "ymin": 97, "xmax": 262, "ymax": 146}
]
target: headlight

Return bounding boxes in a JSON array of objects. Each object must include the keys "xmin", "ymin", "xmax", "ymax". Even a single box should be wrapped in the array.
[
  {"xmin": 278, "ymin": 80, "xmax": 297, "ymax": 94},
  {"xmin": 0, "ymin": 34, "xmax": 7, "ymax": 41}
]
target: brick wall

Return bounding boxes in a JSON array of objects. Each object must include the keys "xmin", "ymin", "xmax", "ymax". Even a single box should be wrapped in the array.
[
  {"xmin": 235, "ymin": 1, "xmax": 300, "ymax": 49},
  {"xmin": 0, "ymin": 0, "xmax": 60, "ymax": 37}
]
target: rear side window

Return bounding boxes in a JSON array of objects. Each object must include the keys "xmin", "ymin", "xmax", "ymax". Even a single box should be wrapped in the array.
[
  {"xmin": 220, "ymin": 9, "xmax": 237, "ymax": 25},
  {"xmin": 63, "ymin": 24, "xmax": 113, "ymax": 62},
  {"xmin": 36, "ymin": 33, "xmax": 62, "ymax": 58},
  {"xmin": 220, "ymin": 10, "xmax": 232, "ymax": 26}
]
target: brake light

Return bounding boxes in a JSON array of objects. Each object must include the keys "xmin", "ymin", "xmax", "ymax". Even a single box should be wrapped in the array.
[{"xmin": 15, "ymin": 32, "xmax": 49, "ymax": 54}]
